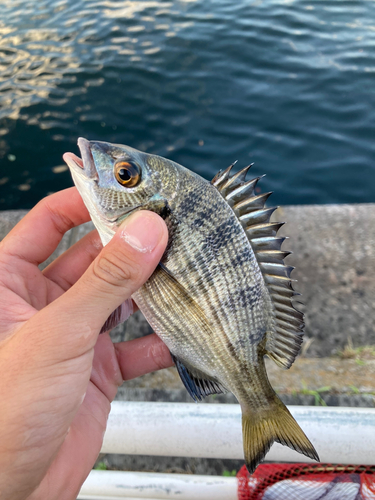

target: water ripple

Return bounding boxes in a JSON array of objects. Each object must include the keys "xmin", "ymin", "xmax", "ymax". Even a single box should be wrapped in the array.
[{"xmin": 0, "ymin": 0, "xmax": 375, "ymax": 208}]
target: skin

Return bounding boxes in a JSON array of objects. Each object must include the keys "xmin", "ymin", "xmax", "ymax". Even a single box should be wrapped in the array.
[{"xmin": 0, "ymin": 187, "xmax": 173, "ymax": 500}]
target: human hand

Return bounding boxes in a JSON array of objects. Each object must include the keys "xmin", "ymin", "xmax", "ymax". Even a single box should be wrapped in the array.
[{"xmin": 0, "ymin": 188, "xmax": 172, "ymax": 500}]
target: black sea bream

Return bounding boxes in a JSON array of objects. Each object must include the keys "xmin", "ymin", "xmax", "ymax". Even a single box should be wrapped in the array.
[{"xmin": 64, "ymin": 138, "xmax": 319, "ymax": 473}]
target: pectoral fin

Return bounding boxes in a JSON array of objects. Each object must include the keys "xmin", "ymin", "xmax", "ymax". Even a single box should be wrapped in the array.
[
  {"xmin": 144, "ymin": 264, "xmax": 223, "ymax": 401},
  {"xmin": 148, "ymin": 263, "xmax": 216, "ymax": 340},
  {"xmin": 99, "ymin": 299, "xmax": 134, "ymax": 334}
]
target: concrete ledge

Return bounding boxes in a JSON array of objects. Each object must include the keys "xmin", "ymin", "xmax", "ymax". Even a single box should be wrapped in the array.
[{"xmin": 276, "ymin": 204, "xmax": 375, "ymax": 355}]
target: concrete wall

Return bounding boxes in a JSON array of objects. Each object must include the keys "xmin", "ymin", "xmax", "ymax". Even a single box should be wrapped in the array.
[{"xmin": 276, "ymin": 204, "xmax": 375, "ymax": 355}]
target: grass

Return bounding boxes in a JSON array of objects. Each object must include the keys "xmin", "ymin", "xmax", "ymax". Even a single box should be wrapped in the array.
[
  {"xmin": 222, "ymin": 469, "xmax": 237, "ymax": 477},
  {"xmin": 349, "ymin": 385, "xmax": 361, "ymax": 394},
  {"xmin": 300, "ymin": 382, "xmax": 331, "ymax": 406},
  {"xmin": 347, "ymin": 384, "xmax": 375, "ymax": 396},
  {"xmin": 338, "ymin": 338, "xmax": 375, "ymax": 363},
  {"xmin": 94, "ymin": 461, "xmax": 107, "ymax": 470}
]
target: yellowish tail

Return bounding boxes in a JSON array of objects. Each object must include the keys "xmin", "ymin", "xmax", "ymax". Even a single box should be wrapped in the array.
[{"xmin": 242, "ymin": 400, "xmax": 319, "ymax": 474}]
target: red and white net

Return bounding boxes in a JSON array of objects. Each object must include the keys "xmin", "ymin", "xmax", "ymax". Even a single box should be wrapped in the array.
[{"xmin": 237, "ymin": 463, "xmax": 375, "ymax": 500}]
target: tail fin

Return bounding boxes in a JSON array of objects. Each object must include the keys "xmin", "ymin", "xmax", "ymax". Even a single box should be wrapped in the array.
[{"xmin": 242, "ymin": 401, "xmax": 319, "ymax": 474}]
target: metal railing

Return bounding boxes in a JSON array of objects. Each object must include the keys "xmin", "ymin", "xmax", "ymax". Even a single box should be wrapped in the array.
[{"xmin": 78, "ymin": 402, "xmax": 375, "ymax": 499}]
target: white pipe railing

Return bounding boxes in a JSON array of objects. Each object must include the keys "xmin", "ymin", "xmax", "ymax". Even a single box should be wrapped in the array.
[
  {"xmin": 102, "ymin": 402, "xmax": 375, "ymax": 464},
  {"xmin": 78, "ymin": 471, "xmax": 238, "ymax": 500},
  {"xmin": 78, "ymin": 402, "xmax": 375, "ymax": 499}
]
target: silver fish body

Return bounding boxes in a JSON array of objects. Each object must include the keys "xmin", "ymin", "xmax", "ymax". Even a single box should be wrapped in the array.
[{"xmin": 64, "ymin": 138, "xmax": 318, "ymax": 473}]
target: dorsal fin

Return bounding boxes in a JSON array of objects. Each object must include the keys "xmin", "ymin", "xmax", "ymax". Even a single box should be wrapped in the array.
[{"xmin": 212, "ymin": 164, "xmax": 304, "ymax": 370}]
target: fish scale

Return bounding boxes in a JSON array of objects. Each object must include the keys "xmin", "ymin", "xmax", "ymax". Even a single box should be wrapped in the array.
[
  {"xmin": 177, "ymin": 232, "xmax": 253, "ymax": 363},
  {"xmin": 165, "ymin": 181, "xmax": 269, "ymax": 357},
  {"xmin": 64, "ymin": 137, "xmax": 319, "ymax": 474}
]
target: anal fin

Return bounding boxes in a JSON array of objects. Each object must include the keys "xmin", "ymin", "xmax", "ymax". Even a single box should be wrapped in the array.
[{"xmin": 171, "ymin": 353, "xmax": 226, "ymax": 402}]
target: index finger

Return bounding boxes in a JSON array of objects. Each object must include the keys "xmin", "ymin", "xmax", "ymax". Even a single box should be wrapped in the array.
[
  {"xmin": 0, "ymin": 187, "xmax": 90, "ymax": 265},
  {"xmin": 114, "ymin": 333, "xmax": 174, "ymax": 381}
]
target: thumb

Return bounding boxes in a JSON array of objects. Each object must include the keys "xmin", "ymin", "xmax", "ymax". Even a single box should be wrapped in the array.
[{"xmin": 33, "ymin": 210, "xmax": 168, "ymax": 358}]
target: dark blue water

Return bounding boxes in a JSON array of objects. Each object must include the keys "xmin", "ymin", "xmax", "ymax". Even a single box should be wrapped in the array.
[{"xmin": 1, "ymin": 0, "xmax": 374, "ymax": 210}]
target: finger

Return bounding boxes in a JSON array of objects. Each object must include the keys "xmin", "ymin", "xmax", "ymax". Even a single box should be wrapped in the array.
[
  {"xmin": 0, "ymin": 188, "xmax": 90, "ymax": 265},
  {"xmin": 32, "ymin": 210, "xmax": 168, "ymax": 360},
  {"xmin": 43, "ymin": 229, "xmax": 103, "ymax": 290},
  {"xmin": 90, "ymin": 332, "xmax": 123, "ymax": 403},
  {"xmin": 90, "ymin": 331, "xmax": 172, "ymax": 404},
  {"xmin": 114, "ymin": 333, "xmax": 173, "ymax": 381}
]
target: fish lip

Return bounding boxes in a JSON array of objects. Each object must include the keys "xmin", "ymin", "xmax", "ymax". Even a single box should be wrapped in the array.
[
  {"xmin": 63, "ymin": 137, "xmax": 98, "ymax": 181},
  {"xmin": 63, "ymin": 151, "xmax": 84, "ymax": 174},
  {"xmin": 77, "ymin": 137, "xmax": 99, "ymax": 180}
]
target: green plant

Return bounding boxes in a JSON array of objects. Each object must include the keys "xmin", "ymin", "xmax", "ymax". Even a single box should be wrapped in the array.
[
  {"xmin": 349, "ymin": 385, "xmax": 360, "ymax": 394},
  {"xmin": 338, "ymin": 338, "xmax": 375, "ymax": 361},
  {"xmin": 94, "ymin": 461, "xmax": 107, "ymax": 470},
  {"xmin": 355, "ymin": 359, "xmax": 366, "ymax": 366},
  {"xmin": 301, "ymin": 382, "xmax": 331, "ymax": 406},
  {"xmin": 222, "ymin": 469, "xmax": 237, "ymax": 477}
]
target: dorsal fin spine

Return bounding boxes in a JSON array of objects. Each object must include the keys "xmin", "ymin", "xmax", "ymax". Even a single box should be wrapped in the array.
[
  {"xmin": 276, "ymin": 327, "xmax": 302, "ymax": 340},
  {"xmin": 221, "ymin": 163, "xmax": 253, "ymax": 191},
  {"xmin": 275, "ymin": 312, "xmax": 304, "ymax": 328},
  {"xmin": 272, "ymin": 294, "xmax": 296, "ymax": 306},
  {"xmin": 274, "ymin": 302, "xmax": 303, "ymax": 316},
  {"xmin": 276, "ymin": 317, "xmax": 302, "ymax": 331},
  {"xmin": 239, "ymin": 207, "xmax": 278, "ymax": 225},
  {"xmin": 270, "ymin": 285, "xmax": 300, "ymax": 296},
  {"xmin": 234, "ymin": 191, "xmax": 272, "ymax": 211},
  {"xmin": 265, "ymin": 275, "xmax": 296, "ymax": 288},
  {"xmin": 273, "ymin": 344, "xmax": 298, "ymax": 358},
  {"xmin": 250, "ymin": 236, "xmax": 287, "ymax": 252},
  {"xmin": 211, "ymin": 162, "xmax": 237, "ymax": 187},
  {"xmin": 256, "ymin": 250, "xmax": 292, "ymax": 264},
  {"xmin": 224, "ymin": 176, "xmax": 260, "ymax": 201},
  {"xmin": 212, "ymin": 164, "xmax": 304, "ymax": 370},
  {"xmin": 246, "ymin": 222, "xmax": 285, "ymax": 239},
  {"xmin": 259, "ymin": 263, "xmax": 294, "ymax": 278}
]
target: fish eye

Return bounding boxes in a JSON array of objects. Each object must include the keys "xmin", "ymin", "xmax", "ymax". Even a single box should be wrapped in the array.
[{"xmin": 114, "ymin": 160, "xmax": 141, "ymax": 188}]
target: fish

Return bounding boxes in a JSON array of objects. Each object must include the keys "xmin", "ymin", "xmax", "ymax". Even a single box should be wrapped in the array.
[{"xmin": 63, "ymin": 137, "xmax": 319, "ymax": 473}]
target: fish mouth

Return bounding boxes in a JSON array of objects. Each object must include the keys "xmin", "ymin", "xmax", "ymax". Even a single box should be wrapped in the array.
[
  {"xmin": 64, "ymin": 137, "xmax": 140, "ymax": 224},
  {"xmin": 63, "ymin": 137, "xmax": 98, "ymax": 181}
]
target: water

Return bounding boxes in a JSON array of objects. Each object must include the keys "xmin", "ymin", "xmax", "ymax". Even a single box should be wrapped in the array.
[{"xmin": 1, "ymin": 0, "xmax": 375, "ymax": 210}]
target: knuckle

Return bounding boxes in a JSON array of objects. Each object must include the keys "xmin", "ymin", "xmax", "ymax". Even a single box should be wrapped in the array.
[
  {"xmin": 42, "ymin": 196, "xmax": 75, "ymax": 235},
  {"xmin": 92, "ymin": 251, "xmax": 141, "ymax": 289}
]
